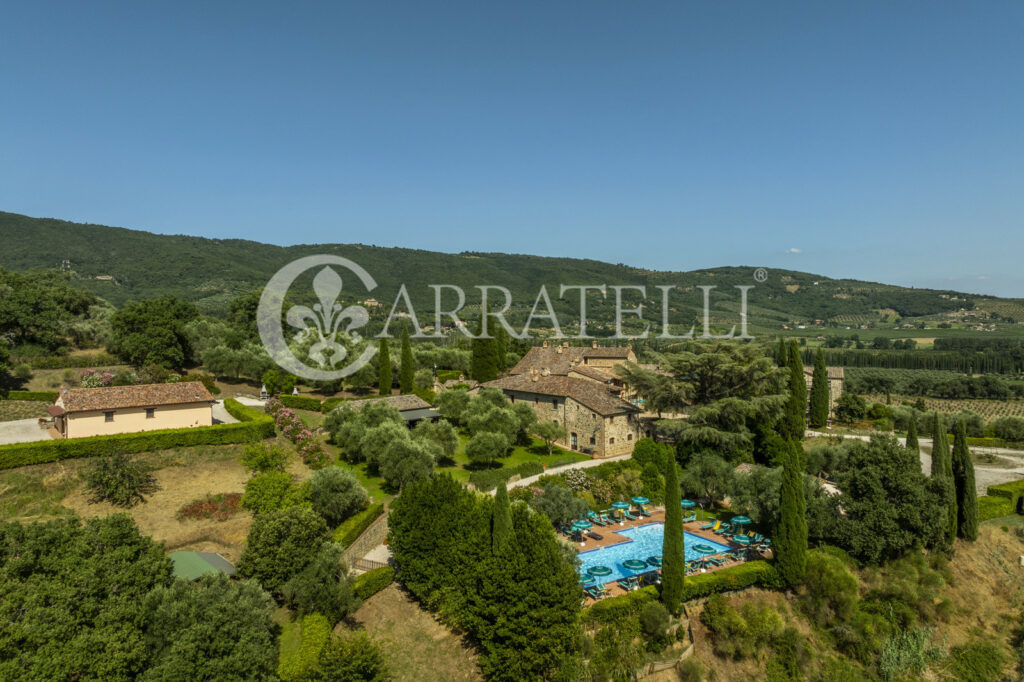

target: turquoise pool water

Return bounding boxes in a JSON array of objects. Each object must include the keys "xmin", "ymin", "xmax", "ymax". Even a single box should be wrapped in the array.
[{"xmin": 578, "ymin": 522, "xmax": 732, "ymax": 586}]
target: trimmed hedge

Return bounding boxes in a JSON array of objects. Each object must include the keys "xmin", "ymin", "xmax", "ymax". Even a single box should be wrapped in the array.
[
  {"xmin": 469, "ymin": 461, "xmax": 545, "ymax": 492},
  {"xmin": 3, "ymin": 390, "xmax": 59, "ymax": 402},
  {"xmin": 0, "ymin": 398, "xmax": 273, "ymax": 470},
  {"xmin": 10, "ymin": 352, "xmax": 123, "ymax": 369},
  {"xmin": 353, "ymin": 566, "xmax": 394, "ymax": 601},
  {"xmin": 987, "ymin": 478, "xmax": 1024, "ymax": 514},
  {"xmin": 277, "ymin": 613, "xmax": 331, "ymax": 682},
  {"xmin": 978, "ymin": 495, "xmax": 1014, "ymax": 521},
  {"xmin": 333, "ymin": 502, "xmax": 385, "ymax": 548},
  {"xmin": 678, "ymin": 560, "xmax": 781, "ymax": 601},
  {"xmin": 279, "ymin": 394, "xmax": 323, "ymax": 411},
  {"xmin": 583, "ymin": 586, "xmax": 659, "ymax": 625}
]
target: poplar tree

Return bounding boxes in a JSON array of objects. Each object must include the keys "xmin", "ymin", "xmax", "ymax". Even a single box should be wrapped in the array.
[
  {"xmin": 776, "ymin": 442, "xmax": 808, "ymax": 588},
  {"xmin": 377, "ymin": 339, "xmax": 392, "ymax": 396},
  {"xmin": 660, "ymin": 460, "xmax": 685, "ymax": 615},
  {"xmin": 782, "ymin": 341, "xmax": 807, "ymax": 441},
  {"xmin": 399, "ymin": 326, "xmax": 415, "ymax": 394},
  {"xmin": 492, "ymin": 481, "xmax": 513, "ymax": 553},
  {"xmin": 952, "ymin": 420, "xmax": 978, "ymax": 541},
  {"xmin": 930, "ymin": 412, "xmax": 957, "ymax": 546},
  {"xmin": 808, "ymin": 348, "xmax": 830, "ymax": 428}
]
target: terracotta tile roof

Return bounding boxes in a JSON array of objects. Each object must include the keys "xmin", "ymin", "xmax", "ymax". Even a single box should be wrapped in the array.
[
  {"xmin": 582, "ymin": 346, "xmax": 633, "ymax": 358},
  {"xmin": 348, "ymin": 394, "xmax": 432, "ymax": 412},
  {"xmin": 509, "ymin": 344, "xmax": 635, "ymax": 376},
  {"xmin": 802, "ymin": 366, "xmax": 845, "ymax": 380},
  {"xmin": 59, "ymin": 382, "xmax": 214, "ymax": 413},
  {"xmin": 568, "ymin": 365, "xmax": 615, "ymax": 382},
  {"xmin": 482, "ymin": 374, "xmax": 638, "ymax": 416}
]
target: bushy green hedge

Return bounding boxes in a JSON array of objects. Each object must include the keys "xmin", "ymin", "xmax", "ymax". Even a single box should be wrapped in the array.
[
  {"xmin": 10, "ymin": 352, "xmax": 123, "ymax": 369},
  {"xmin": 412, "ymin": 386, "xmax": 436, "ymax": 405},
  {"xmin": 277, "ymin": 613, "xmax": 331, "ymax": 682},
  {"xmin": 333, "ymin": 502, "xmax": 385, "ymax": 547},
  {"xmin": 678, "ymin": 561, "xmax": 781, "ymax": 601},
  {"xmin": 353, "ymin": 566, "xmax": 394, "ymax": 601},
  {"xmin": 978, "ymin": 495, "xmax": 1014, "ymax": 521},
  {"xmin": 986, "ymin": 478, "xmax": 1024, "ymax": 514},
  {"xmin": 583, "ymin": 586, "xmax": 659, "ymax": 625},
  {"xmin": 0, "ymin": 398, "xmax": 273, "ymax": 470},
  {"xmin": 279, "ymin": 394, "xmax": 323, "ymax": 411},
  {"xmin": 469, "ymin": 461, "xmax": 545, "ymax": 492},
  {"xmin": 3, "ymin": 390, "xmax": 59, "ymax": 401},
  {"xmin": 967, "ymin": 436, "xmax": 1023, "ymax": 450}
]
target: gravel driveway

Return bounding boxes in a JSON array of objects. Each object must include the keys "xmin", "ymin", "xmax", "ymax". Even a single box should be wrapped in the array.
[{"xmin": 0, "ymin": 419, "xmax": 54, "ymax": 445}]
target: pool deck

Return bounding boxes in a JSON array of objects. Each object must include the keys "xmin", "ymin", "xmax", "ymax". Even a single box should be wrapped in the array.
[{"xmin": 570, "ymin": 507, "xmax": 772, "ymax": 600}]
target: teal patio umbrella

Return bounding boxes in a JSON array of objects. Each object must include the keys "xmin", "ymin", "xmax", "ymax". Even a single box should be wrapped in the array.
[
  {"xmin": 692, "ymin": 544, "xmax": 718, "ymax": 555},
  {"xmin": 680, "ymin": 499, "xmax": 696, "ymax": 508},
  {"xmin": 623, "ymin": 559, "xmax": 647, "ymax": 572},
  {"xmin": 580, "ymin": 575, "xmax": 596, "ymax": 586},
  {"xmin": 588, "ymin": 565, "xmax": 612, "ymax": 577},
  {"xmin": 732, "ymin": 534, "xmax": 751, "ymax": 546},
  {"xmin": 631, "ymin": 496, "xmax": 649, "ymax": 505},
  {"xmin": 572, "ymin": 519, "xmax": 592, "ymax": 546},
  {"xmin": 611, "ymin": 501, "xmax": 630, "ymax": 510},
  {"xmin": 646, "ymin": 555, "xmax": 662, "ymax": 567},
  {"xmin": 730, "ymin": 515, "xmax": 753, "ymax": 526}
]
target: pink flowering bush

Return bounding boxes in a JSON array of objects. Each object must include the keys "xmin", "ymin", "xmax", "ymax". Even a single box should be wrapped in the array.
[{"xmin": 266, "ymin": 397, "xmax": 329, "ymax": 469}]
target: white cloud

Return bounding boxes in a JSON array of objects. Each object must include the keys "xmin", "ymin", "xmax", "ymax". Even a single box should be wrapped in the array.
[{"xmin": 784, "ymin": 248, "xmax": 802, "ymax": 254}]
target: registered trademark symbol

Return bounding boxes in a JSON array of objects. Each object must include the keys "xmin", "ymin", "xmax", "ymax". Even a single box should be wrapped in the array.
[{"xmin": 753, "ymin": 268, "xmax": 768, "ymax": 283}]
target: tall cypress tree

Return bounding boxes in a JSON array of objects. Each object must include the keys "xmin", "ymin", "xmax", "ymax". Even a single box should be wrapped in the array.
[
  {"xmin": 776, "ymin": 442, "xmax": 808, "ymax": 588},
  {"xmin": 471, "ymin": 305, "xmax": 498, "ymax": 383},
  {"xmin": 776, "ymin": 338, "xmax": 788, "ymax": 367},
  {"xmin": 808, "ymin": 348, "xmax": 830, "ymax": 428},
  {"xmin": 952, "ymin": 419, "xmax": 978, "ymax": 541},
  {"xmin": 782, "ymin": 341, "xmax": 807, "ymax": 441},
  {"xmin": 399, "ymin": 325, "xmax": 415, "ymax": 394},
  {"xmin": 492, "ymin": 481, "xmax": 513, "ymax": 553},
  {"xmin": 905, "ymin": 417, "xmax": 919, "ymax": 458},
  {"xmin": 493, "ymin": 324, "xmax": 509, "ymax": 373},
  {"xmin": 377, "ymin": 338, "xmax": 392, "ymax": 396},
  {"xmin": 930, "ymin": 412, "xmax": 957, "ymax": 546},
  {"xmin": 661, "ymin": 460, "xmax": 685, "ymax": 615}
]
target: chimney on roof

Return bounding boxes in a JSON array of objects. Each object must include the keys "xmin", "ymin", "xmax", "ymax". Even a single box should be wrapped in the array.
[
  {"xmin": 542, "ymin": 340, "xmax": 548, "ymax": 348},
  {"xmin": 556, "ymin": 345, "xmax": 563, "ymax": 354},
  {"xmin": 592, "ymin": 339, "xmax": 598, "ymax": 348},
  {"xmin": 532, "ymin": 372, "xmax": 539, "ymax": 382}
]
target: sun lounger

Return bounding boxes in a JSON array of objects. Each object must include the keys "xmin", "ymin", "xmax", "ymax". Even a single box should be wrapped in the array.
[
  {"xmin": 623, "ymin": 510, "xmax": 640, "ymax": 521},
  {"xmin": 617, "ymin": 576, "xmax": 640, "ymax": 590},
  {"xmin": 683, "ymin": 513, "xmax": 696, "ymax": 523},
  {"xmin": 699, "ymin": 521, "xmax": 716, "ymax": 530},
  {"xmin": 637, "ymin": 506, "xmax": 652, "ymax": 518},
  {"xmin": 586, "ymin": 531, "xmax": 603, "ymax": 541},
  {"xmin": 714, "ymin": 523, "xmax": 732, "ymax": 535}
]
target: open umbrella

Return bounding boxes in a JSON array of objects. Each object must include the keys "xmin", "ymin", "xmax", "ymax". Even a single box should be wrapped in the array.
[
  {"xmin": 646, "ymin": 555, "xmax": 663, "ymax": 567},
  {"xmin": 680, "ymin": 499, "xmax": 696, "ymax": 508},
  {"xmin": 580, "ymin": 575, "xmax": 596, "ymax": 586},
  {"xmin": 732, "ymin": 534, "xmax": 751, "ymax": 546},
  {"xmin": 730, "ymin": 515, "xmax": 753, "ymax": 526},
  {"xmin": 692, "ymin": 544, "xmax": 718, "ymax": 555},
  {"xmin": 631, "ymin": 496, "xmax": 649, "ymax": 505},
  {"xmin": 588, "ymin": 565, "xmax": 612, "ymax": 577},
  {"xmin": 611, "ymin": 501, "xmax": 630, "ymax": 510},
  {"xmin": 572, "ymin": 519, "xmax": 593, "ymax": 546},
  {"xmin": 622, "ymin": 559, "xmax": 647, "ymax": 572}
]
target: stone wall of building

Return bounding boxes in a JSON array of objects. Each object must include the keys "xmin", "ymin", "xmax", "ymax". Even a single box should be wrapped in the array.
[{"xmin": 604, "ymin": 413, "xmax": 642, "ymax": 457}]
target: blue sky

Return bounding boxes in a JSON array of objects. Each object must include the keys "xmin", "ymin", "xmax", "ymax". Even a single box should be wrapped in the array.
[{"xmin": 2, "ymin": 2, "xmax": 1022, "ymax": 296}]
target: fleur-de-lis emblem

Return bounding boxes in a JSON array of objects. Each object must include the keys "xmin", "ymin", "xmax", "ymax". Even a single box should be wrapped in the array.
[{"xmin": 285, "ymin": 267, "xmax": 369, "ymax": 368}]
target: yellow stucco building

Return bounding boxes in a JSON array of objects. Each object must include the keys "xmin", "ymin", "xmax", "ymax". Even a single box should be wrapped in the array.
[{"xmin": 51, "ymin": 382, "xmax": 215, "ymax": 439}]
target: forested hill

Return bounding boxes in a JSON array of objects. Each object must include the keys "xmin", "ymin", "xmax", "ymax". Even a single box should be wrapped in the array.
[{"xmin": 0, "ymin": 210, "xmax": 1006, "ymax": 327}]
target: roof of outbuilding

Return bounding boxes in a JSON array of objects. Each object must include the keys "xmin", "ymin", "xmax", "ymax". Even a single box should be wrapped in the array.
[
  {"xmin": 347, "ymin": 394, "xmax": 432, "ymax": 412},
  {"xmin": 568, "ymin": 365, "xmax": 616, "ymax": 382},
  {"xmin": 482, "ymin": 374, "xmax": 638, "ymax": 416},
  {"xmin": 58, "ymin": 382, "xmax": 214, "ymax": 413},
  {"xmin": 802, "ymin": 366, "xmax": 845, "ymax": 380}
]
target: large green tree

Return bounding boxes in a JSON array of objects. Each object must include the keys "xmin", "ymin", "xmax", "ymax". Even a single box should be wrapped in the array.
[
  {"xmin": 377, "ymin": 338, "xmax": 392, "ymax": 395},
  {"xmin": 616, "ymin": 341, "xmax": 786, "ymax": 461},
  {"xmin": 951, "ymin": 419, "xmax": 978, "ymax": 541},
  {"xmin": 807, "ymin": 348, "xmax": 830, "ymax": 428},
  {"xmin": 470, "ymin": 306, "xmax": 500, "ymax": 383},
  {"xmin": 930, "ymin": 411, "xmax": 957, "ymax": 545},
  {"xmin": 661, "ymin": 459, "xmax": 685, "ymax": 614},
  {"xmin": 781, "ymin": 340, "xmax": 807, "ymax": 441},
  {"xmin": 108, "ymin": 295, "xmax": 199, "ymax": 368},
  {"xmin": 0, "ymin": 268, "xmax": 96, "ymax": 352},
  {"xmin": 775, "ymin": 442, "xmax": 808, "ymax": 587},
  {"xmin": 399, "ymin": 325, "xmax": 415, "ymax": 393},
  {"xmin": 236, "ymin": 506, "xmax": 329, "ymax": 594}
]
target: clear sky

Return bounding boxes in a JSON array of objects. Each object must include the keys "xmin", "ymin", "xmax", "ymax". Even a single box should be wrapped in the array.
[{"xmin": 2, "ymin": 2, "xmax": 1022, "ymax": 296}]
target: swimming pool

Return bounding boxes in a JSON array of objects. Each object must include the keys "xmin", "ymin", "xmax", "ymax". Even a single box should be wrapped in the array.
[{"xmin": 578, "ymin": 522, "xmax": 732, "ymax": 586}]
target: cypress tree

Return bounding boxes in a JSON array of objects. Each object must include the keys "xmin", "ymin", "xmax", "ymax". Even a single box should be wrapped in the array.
[
  {"xmin": 775, "ymin": 442, "xmax": 808, "ymax": 588},
  {"xmin": 808, "ymin": 348, "xmax": 830, "ymax": 428},
  {"xmin": 782, "ymin": 341, "xmax": 807, "ymax": 441},
  {"xmin": 399, "ymin": 325, "xmax": 415, "ymax": 394},
  {"xmin": 377, "ymin": 338, "xmax": 392, "ymax": 396},
  {"xmin": 905, "ymin": 417, "xmax": 919, "ymax": 457},
  {"xmin": 776, "ymin": 338, "xmax": 788, "ymax": 367},
  {"xmin": 952, "ymin": 420, "xmax": 978, "ymax": 541},
  {"xmin": 471, "ymin": 305, "xmax": 498, "ymax": 382},
  {"xmin": 930, "ymin": 412, "xmax": 957, "ymax": 546},
  {"xmin": 492, "ymin": 481, "xmax": 513, "ymax": 553},
  {"xmin": 493, "ymin": 324, "xmax": 509, "ymax": 372},
  {"xmin": 660, "ymin": 460, "xmax": 685, "ymax": 615}
]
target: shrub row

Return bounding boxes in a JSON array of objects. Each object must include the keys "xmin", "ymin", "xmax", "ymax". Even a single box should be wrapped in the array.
[
  {"xmin": 978, "ymin": 495, "xmax": 1015, "ymax": 521},
  {"xmin": 583, "ymin": 585, "xmax": 659, "ymax": 625},
  {"xmin": 277, "ymin": 613, "xmax": 331, "ymax": 682},
  {"xmin": 678, "ymin": 560, "xmax": 782, "ymax": 601},
  {"xmin": 2, "ymin": 390, "xmax": 59, "ymax": 402},
  {"xmin": 333, "ymin": 502, "xmax": 385, "ymax": 548},
  {"xmin": 966, "ymin": 436, "xmax": 1024, "ymax": 451},
  {"xmin": 0, "ymin": 398, "xmax": 273, "ymax": 470},
  {"xmin": 278, "ymin": 394, "xmax": 324, "ymax": 411},
  {"xmin": 468, "ymin": 461, "xmax": 545, "ymax": 492},
  {"xmin": 986, "ymin": 478, "xmax": 1024, "ymax": 514},
  {"xmin": 353, "ymin": 566, "xmax": 394, "ymax": 601},
  {"xmin": 10, "ymin": 352, "xmax": 123, "ymax": 369}
]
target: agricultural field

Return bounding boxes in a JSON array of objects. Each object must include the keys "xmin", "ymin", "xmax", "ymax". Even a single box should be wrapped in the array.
[{"xmin": 865, "ymin": 394, "xmax": 1024, "ymax": 420}]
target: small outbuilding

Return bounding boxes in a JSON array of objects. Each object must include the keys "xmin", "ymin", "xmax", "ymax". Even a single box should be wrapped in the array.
[{"xmin": 51, "ymin": 382, "xmax": 215, "ymax": 439}]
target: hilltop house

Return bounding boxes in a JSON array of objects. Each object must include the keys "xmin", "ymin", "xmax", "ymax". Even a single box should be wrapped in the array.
[{"xmin": 49, "ymin": 382, "xmax": 214, "ymax": 439}]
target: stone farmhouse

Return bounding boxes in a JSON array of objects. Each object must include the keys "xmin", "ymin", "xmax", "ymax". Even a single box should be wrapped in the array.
[
  {"xmin": 482, "ymin": 341, "xmax": 646, "ymax": 458},
  {"xmin": 50, "ymin": 382, "xmax": 214, "ymax": 439}
]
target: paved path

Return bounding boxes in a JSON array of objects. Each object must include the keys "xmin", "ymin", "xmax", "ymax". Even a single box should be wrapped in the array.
[
  {"xmin": 0, "ymin": 418, "xmax": 53, "ymax": 445},
  {"xmin": 806, "ymin": 430, "xmax": 1024, "ymax": 495},
  {"xmin": 211, "ymin": 400, "xmax": 240, "ymax": 425},
  {"xmin": 506, "ymin": 452, "xmax": 634, "ymax": 491}
]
